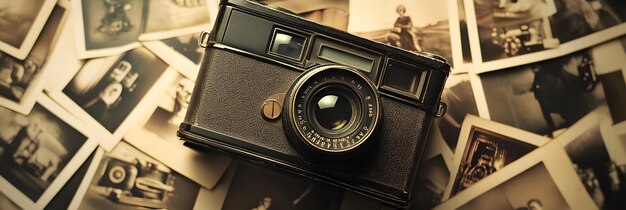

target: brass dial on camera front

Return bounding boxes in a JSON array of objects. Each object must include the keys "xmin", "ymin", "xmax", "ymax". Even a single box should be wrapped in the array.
[{"xmin": 261, "ymin": 93, "xmax": 286, "ymax": 120}]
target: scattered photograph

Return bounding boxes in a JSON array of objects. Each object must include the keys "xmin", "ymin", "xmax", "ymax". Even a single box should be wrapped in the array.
[
  {"xmin": 138, "ymin": 0, "xmax": 211, "ymax": 41},
  {"xmin": 430, "ymin": 73, "xmax": 479, "ymax": 151},
  {"xmin": 74, "ymin": 0, "xmax": 144, "ymax": 58},
  {"xmin": 348, "ymin": 0, "xmax": 464, "ymax": 68},
  {"xmin": 443, "ymin": 115, "xmax": 549, "ymax": 200},
  {"xmin": 143, "ymin": 33, "xmax": 203, "ymax": 80},
  {"xmin": 124, "ymin": 127, "xmax": 233, "ymax": 190},
  {"xmin": 0, "ymin": 4, "xmax": 67, "ymax": 115},
  {"xmin": 599, "ymin": 66, "xmax": 626, "ymax": 125},
  {"xmin": 464, "ymin": 0, "xmax": 626, "ymax": 73},
  {"xmin": 480, "ymin": 49, "xmax": 606, "ymax": 137},
  {"xmin": 74, "ymin": 0, "xmax": 212, "ymax": 58},
  {"xmin": 434, "ymin": 141, "xmax": 596, "ymax": 210},
  {"xmin": 557, "ymin": 111, "xmax": 626, "ymax": 209},
  {"xmin": 222, "ymin": 162, "xmax": 343, "ymax": 210},
  {"xmin": 49, "ymin": 47, "xmax": 172, "ymax": 150},
  {"xmin": 142, "ymin": 73, "xmax": 194, "ymax": 145},
  {"xmin": 0, "ymin": 95, "xmax": 99, "ymax": 209},
  {"xmin": 412, "ymin": 154, "xmax": 451, "ymax": 209},
  {"xmin": 71, "ymin": 142, "xmax": 201, "ymax": 210},
  {"xmin": 0, "ymin": 0, "xmax": 57, "ymax": 59},
  {"xmin": 550, "ymin": 0, "xmax": 623, "ymax": 43}
]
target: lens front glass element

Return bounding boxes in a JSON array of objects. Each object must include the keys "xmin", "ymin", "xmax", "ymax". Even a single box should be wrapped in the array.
[{"xmin": 314, "ymin": 94, "xmax": 352, "ymax": 131}]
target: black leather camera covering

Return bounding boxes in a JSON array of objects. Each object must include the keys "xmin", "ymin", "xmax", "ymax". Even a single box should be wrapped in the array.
[{"xmin": 181, "ymin": 48, "xmax": 433, "ymax": 205}]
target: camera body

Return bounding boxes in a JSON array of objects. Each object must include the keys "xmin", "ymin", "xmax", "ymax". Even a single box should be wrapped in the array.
[
  {"xmin": 98, "ymin": 155, "xmax": 175, "ymax": 209},
  {"xmin": 178, "ymin": 0, "xmax": 450, "ymax": 207}
]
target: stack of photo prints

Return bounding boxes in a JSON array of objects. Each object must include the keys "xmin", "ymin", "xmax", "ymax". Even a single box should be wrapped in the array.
[{"xmin": 0, "ymin": 0, "xmax": 624, "ymax": 209}]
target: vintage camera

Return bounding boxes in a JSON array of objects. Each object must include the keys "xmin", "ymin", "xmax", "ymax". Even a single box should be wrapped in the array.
[
  {"xmin": 98, "ymin": 155, "xmax": 175, "ymax": 209},
  {"xmin": 178, "ymin": 0, "xmax": 450, "ymax": 207}
]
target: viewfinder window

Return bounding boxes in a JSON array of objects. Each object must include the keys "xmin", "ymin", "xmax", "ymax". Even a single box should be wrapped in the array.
[
  {"xmin": 382, "ymin": 61, "xmax": 427, "ymax": 99},
  {"xmin": 270, "ymin": 31, "xmax": 306, "ymax": 60}
]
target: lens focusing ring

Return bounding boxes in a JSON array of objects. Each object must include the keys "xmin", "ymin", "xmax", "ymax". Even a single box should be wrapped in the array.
[{"xmin": 283, "ymin": 65, "xmax": 381, "ymax": 158}]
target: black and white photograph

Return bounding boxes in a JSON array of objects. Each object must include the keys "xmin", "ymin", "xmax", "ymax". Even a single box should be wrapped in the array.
[
  {"xmin": 434, "ymin": 141, "xmax": 596, "ymax": 210},
  {"xmin": 348, "ymin": 0, "xmax": 464, "ymax": 69},
  {"xmin": 71, "ymin": 142, "xmax": 201, "ymax": 210},
  {"xmin": 74, "ymin": 0, "xmax": 213, "ymax": 58},
  {"xmin": 143, "ymin": 33, "xmax": 203, "ymax": 80},
  {"xmin": 443, "ymin": 115, "xmax": 549, "ymax": 200},
  {"xmin": 222, "ymin": 162, "xmax": 344, "ymax": 210},
  {"xmin": 138, "ymin": 0, "xmax": 212, "ymax": 41},
  {"xmin": 457, "ymin": 0, "xmax": 473, "ymax": 64},
  {"xmin": 74, "ymin": 0, "xmax": 144, "ymax": 58},
  {"xmin": 557, "ymin": 111, "xmax": 626, "ymax": 210},
  {"xmin": 464, "ymin": 0, "xmax": 626, "ymax": 73},
  {"xmin": 143, "ymin": 73, "xmax": 194, "ymax": 145},
  {"xmin": 49, "ymin": 47, "xmax": 173, "ymax": 150},
  {"xmin": 0, "ymin": 4, "xmax": 67, "ymax": 115},
  {"xmin": 479, "ymin": 49, "xmax": 606, "ymax": 137},
  {"xmin": 0, "ymin": 95, "xmax": 99, "ymax": 209},
  {"xmin": 412, "ymin": 154, "xmax": 451, "ymax": 210},
  {"xmin": 0, "ymin": 0, "xmax": 57, "ymax": 60}
]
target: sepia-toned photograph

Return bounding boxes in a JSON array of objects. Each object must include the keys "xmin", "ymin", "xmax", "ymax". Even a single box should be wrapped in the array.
[
  {"xmin": 0, "ymin": 95, "xmax": 98, "ymax": 209},
  {"xmin": 71, "ymin": 142, "xmax": 201, "ymax": 210},
  {"xmin": 434, "ymin": 141, "xmax": 596, "ymax": 210},
  {"xmin": 470, "ymin": 0, "xmax": 559, "ymax": 61},
  {"xmin": 75, "ymin": 0, "xmax": 144, "ymax": 58},
  {"xmin": 48, "ymin": 47, "xmax": 175, "ymax": 151},
  {"xmin": 348, "ymin": 0, "xmax": 463, "ymax": 68},
  {"xmin": 222, "ymin": 163, "xmax": 344, "ymax": 210},
  {"xmin": 0, "ymin": 4, "xmax": 66, "ymax": 115},
  {"xmin": 550, "ymin": 0, "xmax": 623, "ymax": 43},
  {"xmin": 557, "ymin": 111, "xmax": 626, "ymax": 209},
  {"xmin": 444, "ymin": 115, "xmax": 549, "ymax": 200},
  {"xmin": 480, "ymin": 49, "xmax": 606, "ymax": 137},
  {"xmin": 0, "ymin": 0, "xmax": 57, "ymax": 60},
  {"xmin": 465, "ymin": 0, "xmax": 626, "ymax": 73},
  {"xmin": 143, "ymin": 73, "xmax": 194, "ymax": 145},
  {"xmin": 143, "ymin": 33, "xmax": 203, "ymax": 80},
  {"xmin": 138, "ymin": 0, "xmax": 211, "ymax": 41},
  {"xmin": 62, "ymin": 47, "xmax": 167, "ymax": 132}
]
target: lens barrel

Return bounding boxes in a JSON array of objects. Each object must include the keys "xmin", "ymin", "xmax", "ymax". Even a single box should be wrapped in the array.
[{"xmin": 282, "ymin": 65, "xmax": 381, "ymax": 159}]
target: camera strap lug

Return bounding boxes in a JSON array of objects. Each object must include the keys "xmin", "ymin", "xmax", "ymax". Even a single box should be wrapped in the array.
[
  {"xmin": 198, "ymin": 30, "xmax": 211, "ymax": 48},
  {"xmin": 435, "ymin": 102, "xmax": 447, "ymax": 118}
]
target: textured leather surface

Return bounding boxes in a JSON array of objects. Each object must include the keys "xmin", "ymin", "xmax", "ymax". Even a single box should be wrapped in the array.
[{"xmin": 184, "ymin": 47, "xmax": 433, "ymax": 192}]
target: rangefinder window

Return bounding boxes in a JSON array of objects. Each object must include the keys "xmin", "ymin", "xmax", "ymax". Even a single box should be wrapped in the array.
[
  {"xmin": 269, "ymin": 29, "xmax": 307, "ymax": 61},
  {"xmin": 382, "ymin": 59, "xmax": 427, "ymax": 100},
  {"xmin": 318, "ymin": 45, "xmax": 374, "ymax": 73}
]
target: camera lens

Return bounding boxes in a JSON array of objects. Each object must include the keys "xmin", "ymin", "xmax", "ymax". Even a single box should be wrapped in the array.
[
  {"xmin": 310, "ymin": 85, "xmax": 360, "ymax": 134},
  {"xmin": 283, "ymin": 65, "xmax": 381, "ymax": 158},
  {"xmin": 314, "ymin": 94, "xmax": 352, "ymax": 131}
]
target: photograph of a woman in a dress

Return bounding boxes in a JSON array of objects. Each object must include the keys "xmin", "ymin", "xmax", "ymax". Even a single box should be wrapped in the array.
[{"xmin": 387, "ymin": 5, "xmax": 423, "ymax": 52}]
